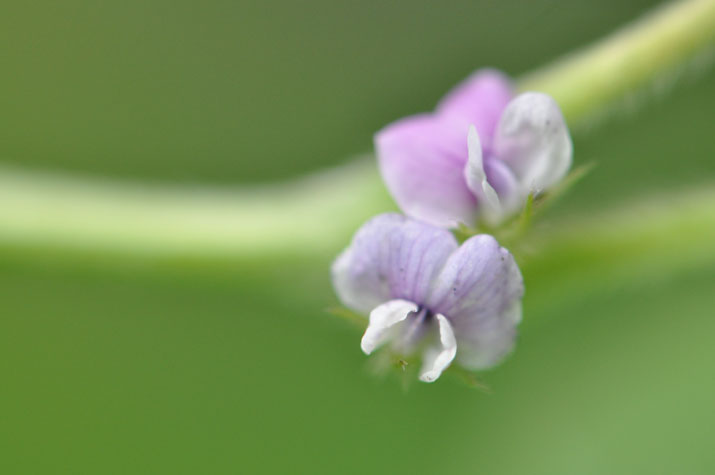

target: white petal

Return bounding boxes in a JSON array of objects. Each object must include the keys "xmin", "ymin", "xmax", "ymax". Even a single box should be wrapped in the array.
[
  {"xmin": 494, "ymin": 92, "xmax": 572, "ymax": 193},
  {"xmin": 464, "ymin": 125, "xmax": 502, "ymax": 225},
  {"xmin": 419, "ymin": 314, "xmax": 457, "ymax": 383},
  {"xmin": 361, "ymin": 299, "xmax": 418, "ymax": 355}
]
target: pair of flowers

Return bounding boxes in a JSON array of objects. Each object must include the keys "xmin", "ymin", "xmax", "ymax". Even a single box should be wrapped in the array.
[{"xmin": 332, "ymin": 70, "xmax": 573, "ymax": 382}]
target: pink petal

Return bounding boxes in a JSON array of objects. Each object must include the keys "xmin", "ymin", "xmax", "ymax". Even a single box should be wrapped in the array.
[
  {"xmin": 375, "ymin": 115, "xmax": 478, "ymax": 228},
  {"xmin": 436, "ymin": 69, "xmax": 514, "ymax": 151}
]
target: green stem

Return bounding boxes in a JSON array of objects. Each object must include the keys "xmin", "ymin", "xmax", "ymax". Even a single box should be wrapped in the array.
[
  {"xmin": 519, "ymin": 0, "xmax": 715, "ymax": 126},
  {"xmin": 0, "ymin": 160, "xmax": 390, "ymax": 259},
  {"xmin": 0, "ymin": 0, "xmax": 714, "ymax": 265},
  {"xmin": 521, "ymin": 186, "xmax": 715, "ymax": 317}
]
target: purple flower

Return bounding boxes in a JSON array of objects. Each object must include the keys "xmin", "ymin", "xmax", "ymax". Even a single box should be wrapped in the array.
[
  {"xmin": 332, "ymin": 213, "xmax": 524, "ymax": 382},
  {"xmin": 376, "ymin": 69, "xmax": 573, "ymax": 228}
]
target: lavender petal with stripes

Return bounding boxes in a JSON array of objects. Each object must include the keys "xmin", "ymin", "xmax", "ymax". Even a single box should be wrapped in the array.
[{"xmin": 332, "ymin": 213, "xmax": 524, "ymax": 382}]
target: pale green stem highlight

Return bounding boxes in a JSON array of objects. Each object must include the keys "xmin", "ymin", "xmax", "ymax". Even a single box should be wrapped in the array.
[
  {"xmin": 520, "ymin": 0, "xmax": 715, "ymax": 125},
  {"xmin": 0, "ymin": 160, "xmax": 389, "ymax": 259},
  {"xmin": 0, "ymin": 0, "xmax": 714, "ymax": 271}
]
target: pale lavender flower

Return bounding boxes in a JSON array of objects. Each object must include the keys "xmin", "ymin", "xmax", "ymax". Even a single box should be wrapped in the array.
[
  {"xmin": 332, "ymin": 213, "xmax": 524, "ymax": 382},
  {"xmin": 376, "ymin": 69, "xmax": 573, "ymax": 228}
]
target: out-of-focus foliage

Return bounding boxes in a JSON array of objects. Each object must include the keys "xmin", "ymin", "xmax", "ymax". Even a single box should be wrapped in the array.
[
  {"xmin": 1, "ymin": 0, "xmax": 660, "ymax": 183},
  {"xmin": 1, "ymin": 1, "xmax": 714, "ymax": 474}
]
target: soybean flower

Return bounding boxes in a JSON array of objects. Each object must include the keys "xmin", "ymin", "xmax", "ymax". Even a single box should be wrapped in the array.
[
  {"xmin": 376, "ymin": 69, "xmax": 573, "ymax": 228},
  {"xmin": 332, "ymin": 213, "xmax": 524, "ymax": 382}
]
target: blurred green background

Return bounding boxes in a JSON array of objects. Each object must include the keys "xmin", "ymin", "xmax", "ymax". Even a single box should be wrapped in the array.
[{"xmin": 2, "ymin": 1, "xmax": 715, "ymax": 474}]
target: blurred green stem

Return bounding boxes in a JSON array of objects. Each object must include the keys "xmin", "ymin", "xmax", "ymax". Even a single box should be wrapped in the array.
[
  {"xmin": 521, "ymin": 187, "xmax": 715, "ymax": 316},
  {"xmin": 520, "ymin": 0, "xmax": 715, "ymax": 125},
  {"xmin": 1, "ymin": 0, "xmax": 714, "ymax": 269}
]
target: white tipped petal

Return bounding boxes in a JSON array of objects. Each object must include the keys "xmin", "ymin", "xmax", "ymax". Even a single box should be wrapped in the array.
[
  {"xmin": 425, "ymin": 235, "xmax": 524, "ymax": 370},
  {"xmin": 361, "ymin": 299, "xmax": 418, "ymax": 355},
  {"xmin": 419, "ymin": 314, "xmax": 457, "ymax": 383},
  {"xmin": 464, "ymin": 125, "xmax": 502, "ymax": 224},
  {"xmin": 494, "ymin": 92, "xmax": 572, "ymax": 193}
]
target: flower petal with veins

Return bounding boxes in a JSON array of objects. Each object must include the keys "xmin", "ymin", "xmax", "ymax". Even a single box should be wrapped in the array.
[
  {"xmin": 332, "ymin": 214, "xmax": 525, "ymax": 381},
  {"xmin": 331, "ymin": 214, "xmax": 457, "ymax": 314},
  {"xmin": 426, "ymin": 234, "xmax": 524, "ymax": 370}
]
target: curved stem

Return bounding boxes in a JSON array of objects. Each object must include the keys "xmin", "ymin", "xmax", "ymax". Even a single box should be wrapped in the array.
[
  {"xmin": 519, "ymin": 0, "xmax": 715, "ymax": 125},
  {"xmin": 0, "ymin": 160, "xmax": 390, "ymax": 259},
  {"xmin": 1, "ymin": 0, "xmax": 714, "ymax": 267}
]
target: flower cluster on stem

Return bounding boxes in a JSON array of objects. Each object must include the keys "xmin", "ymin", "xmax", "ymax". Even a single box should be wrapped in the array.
[{"xmin": 332, "ymin": 69, "xmax": 573, "ymax": 383}]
